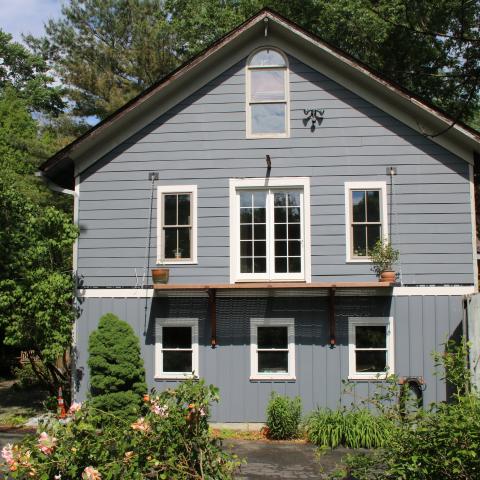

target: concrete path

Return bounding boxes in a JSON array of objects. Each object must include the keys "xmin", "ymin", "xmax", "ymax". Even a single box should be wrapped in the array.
[{"xmin": 225, "ymin": 439, "xmax": 348, "ymax": 479}]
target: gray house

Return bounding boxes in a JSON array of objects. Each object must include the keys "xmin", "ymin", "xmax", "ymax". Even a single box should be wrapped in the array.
[{"xmin": 39, "ymin": 9, "xmax": 480, "ymax": 423}]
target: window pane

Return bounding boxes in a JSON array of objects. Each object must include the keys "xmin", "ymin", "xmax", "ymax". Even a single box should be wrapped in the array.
[
  {"xmin": 253, "ymin": 257, "xmax": 266, "ymax": 273},
  {"xmin": 258, "ymin": 327, "xmax": 288, "ymax": 348},
  {"xmin": 352, "ymin": 225, "xmax": 367, "ymax": 257},
  {"xmin": 163, "ymin": 327, "xmax": 191, "ymax": 348},
  {"xmin": 164, "ymin": 228, "xmax": 177, "ymax": 259},
  {"xmin": 254, "ymin": 224, "xmax": 266, "ymax": 239},
  {"xmin": 251, "ymin": 70, "xmax": 285, "ymax": 101},
  {"xmin": 288, "ymin": 240, "xmax": 301, "ymax": 256},
  {"xmin": 240, "ymin": 192, "xmax": 252, "ymax": 208},
  {"xmin": 164, "ymin": 194, "xmax": 177, "ymax": 225},
  {"xmin": 356, "ymin": 326, "xmax": 386, "ymax": 348},
  {"xmin": 288, "ymin": 257, "xmax": 301, "ymax": 272},
  {"xmin": 355, "ymin": 351, "xmax": 387, "ymax": 373},
  {"xmin": 240, "ymin": 207, "xmax": 252, "ymax": 223},
  {"xmin": 251, "ymin": 104, "xmax": 286, "ymax": 134},
  {"xmin": 366, "ymin": 191, "xmax": 380, "ymax": 222},
  {"xmin": 254, "ymin": 241, "xmax": 266, "ymax": 257},
  {"xmin": 254, "ymin": 207, "xmax": 266, "ymax": 223},
  {"xmin": 274, "ymin": 193, "xmax": 286, "ymax": 206},
  {"xmin": 275, "ymin": 241, "xmax": 287, "ymax": 256},
  {"xmin": 178, "ymin": 227, "xmax": 191, "ymax": 258},
  {"xmin": 288, "ymin": 207, "xmax": 300, "ymax": 223},
  {"xmin": 275, "ymin": 257, "xmax": 287, "ymax": 272},
  {"xmin": 177, "ymin": 194, "xmax": 191, "ymax": 225},
  {"xmin": 352, "ymin": 191, "xmax": 366, "ymax": 222},
  {"xmin": 367, "ymin": 225, "xmax": 381, "ymax": 253},
  {"xmin": 274, "ymin": 207, "xmax": 287, "ymax": 223},
  {"xmin": 288, "ymin": 223, "xmax": 300, "ymax": 239},
  {"xmin": 275, "ymin": 224, "xmax": 286, "ymax": 240},
  {"xmin": 240, "ymin": 224, "xmax": 252, "ymax": 240},
  {"xmin": 287, "ymin": 192, "xmax": 300, "ymax": 207},
  {"xmin": 240, "ymin": 241, "xmax": 252, "ymax": 256},
  {"xmin": 258, "ymin": 352, "xmax": 288, "ymax": 373},
  {"xmin": 241, "ymin": 257, "xmax": 252, "ymax": 273},
  {"xmin": 253, "ymin": 191, "xmax": 267, "ymax": 208},
  {"xmin": 250, "ymin": 49, "xmax": 286, "ymax": 66},
  {"xmin": 163, "ymin": 351, "xmax": 192, "ymax": 373}
]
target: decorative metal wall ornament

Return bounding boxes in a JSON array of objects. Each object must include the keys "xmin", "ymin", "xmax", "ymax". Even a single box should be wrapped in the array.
[{"xmin": 303, "ymin": 108, "xmax": 325, "ymax": 132}]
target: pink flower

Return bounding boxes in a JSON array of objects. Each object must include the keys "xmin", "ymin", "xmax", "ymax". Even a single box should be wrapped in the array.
[
  {"xmin": 1, "ymin": 444, "xmax": 14, "ymax": 466},
  {"xmin": 68, "ymin": 402, "xmax": 82, "ymax": 414},
  {"xmin": 131, "ymin": 417, "xmax": 151, "ymax": 433},
  {"xmin": 150, "ymin": 403, "xmax": 169, "ymax": 417},
  {"xmin": 82, "ymin": 466, "xmax": 102, "ymax": 480},
  {"xmin": 37, "ymin": 432, "xmax": 57, "ymax": 456}
]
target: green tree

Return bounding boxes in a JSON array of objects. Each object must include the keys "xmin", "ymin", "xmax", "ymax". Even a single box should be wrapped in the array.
[
  {"xmin": 88, "ymin": 313, "xmax": 147, "ymax": 419},
  {"xmin": 0, "ymin": 180, "xmax": 78, "ymax": 399}
]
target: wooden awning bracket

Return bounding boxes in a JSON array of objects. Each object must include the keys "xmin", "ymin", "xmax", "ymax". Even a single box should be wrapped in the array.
[
  {"xmin": 329, "ymin": 287, "xmax": 336, "ymax": 346},
  {"xmin": 207, "ymin": 288, "xmax": 217, "ymax": 348}
]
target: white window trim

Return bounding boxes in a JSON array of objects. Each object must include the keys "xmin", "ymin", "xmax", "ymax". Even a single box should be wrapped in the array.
[
  {"xmin": 348, "ymin": 316, "xmax": 394, "ymax": 380},
  {"xmin": 156, "ymin": 185, "xmax": 198, "ymax": 265},
  {"xmin": 344, "ymin": 181, "xmax": 388, "ymax": 263},
  {"xmin": 229, "ymin": 177, "xmax": 311, "ymax": 283},
  {"xmin": 155, "ymin": 318, "xmax": 199, "ymax": 380},
  {"xmin": 250, "ymin": 318, "xmax": 295, "ymax": 381},
  {"xmin": 246, "ymin": 47, "xmax": 290, "ymax": 139}
]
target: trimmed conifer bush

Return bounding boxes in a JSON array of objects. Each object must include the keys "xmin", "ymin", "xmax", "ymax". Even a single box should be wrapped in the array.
[{"xmin": 88, "ymin": 313, "xmax": 147, "ymax": 419}]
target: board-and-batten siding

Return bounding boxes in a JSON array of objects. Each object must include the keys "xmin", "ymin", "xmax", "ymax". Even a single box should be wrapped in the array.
[
  {"xmin": 74, "ymin": 295, "xmax": 464, "ymax": 422},
  {"xmin": 77, "ymin": 56, "xmax": 473, "ymax": 287}
]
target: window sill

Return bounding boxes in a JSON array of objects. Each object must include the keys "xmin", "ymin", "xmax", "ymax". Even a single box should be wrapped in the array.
[
  {"xmin": 155, "ymin": 374, "xmax": 197, "ymax": 380},
  {"xmin": 346, "ymin": 258, "xmax": 372, "ymax": 264},
  {"xmin": 348, "ymin": 374, "xmax": 390, "ymax": 381},
  {"xmin": 250, "ymin": 375, "xmax": 296, "ymax": 382},
  {"xmin": 246, "ymin": 133, "xmax": 289, "ymax": 139},
  {"xmin": 235, "ymin": 278, "xmax": 307, "ymax": 283},
  {"xmin": 157, "ymin": 260, "xmax": 198, "ymax": 265}
]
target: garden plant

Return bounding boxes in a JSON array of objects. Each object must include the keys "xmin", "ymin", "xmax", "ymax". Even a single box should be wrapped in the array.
[{"xmin": 265, "ymin": 392, "xmax": 302, "ymax": 439}]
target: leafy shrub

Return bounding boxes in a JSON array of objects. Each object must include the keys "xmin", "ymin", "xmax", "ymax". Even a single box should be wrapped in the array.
[
  {"xmin": 266, "ymin": 393, "xmax": 302, "ymax": 439},
  {"xmin": 305, "ymin": 408, "xmax": 393, "ymax": 449},
  {"xmin": 13, "ymin": 361, "xmax": 49, "ymax": 389},
  {"xmin": 88, "ymin": 313, "xmax": 147, "ymax": 420},
  {"xmin": 0, "ymin": 378, "xmax": 239, "ymax": 479}
]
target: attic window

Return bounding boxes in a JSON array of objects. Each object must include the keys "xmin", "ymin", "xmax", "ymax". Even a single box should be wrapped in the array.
[{"xmin": 246, "ymin": 48, "xmax": 289, "ymax": 138}]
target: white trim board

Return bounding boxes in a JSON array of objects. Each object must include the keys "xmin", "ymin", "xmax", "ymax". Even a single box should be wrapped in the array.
[
  {"xmin": 77, "ymin": 286, "xmax": 475, "ymax": 298},
  {"xmin": 469, "ymin": 164, "xmax": 478, "ymax": 292}
]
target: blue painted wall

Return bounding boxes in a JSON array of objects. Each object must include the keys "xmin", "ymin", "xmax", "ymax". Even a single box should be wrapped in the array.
[
  {"xmin": 77, "ymin": 53, "xmax": 474, "ymax": 287},
  {"xmin": 75, "ymin": 294, "xmax": 463, "ymax": 422}
]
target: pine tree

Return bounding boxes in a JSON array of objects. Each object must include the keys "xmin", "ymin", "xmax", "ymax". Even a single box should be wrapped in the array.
[{"xmin": 88, "ymin": 313, "xmax": 147, "ymax": 419}]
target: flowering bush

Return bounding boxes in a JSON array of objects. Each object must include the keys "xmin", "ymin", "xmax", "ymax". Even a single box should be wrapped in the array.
[{"xmin": 0, "ymin": 379, "xmax": 238, "ymax": 479}]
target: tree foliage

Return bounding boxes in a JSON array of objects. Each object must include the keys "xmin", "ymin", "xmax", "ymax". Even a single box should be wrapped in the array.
[
  {"xmin": 27, "ymin": 0, "xmax": 480, "ymax": 125},
  {"xmin": 88, "ymin": 313, "xmax": 147, "ymax": 419}
]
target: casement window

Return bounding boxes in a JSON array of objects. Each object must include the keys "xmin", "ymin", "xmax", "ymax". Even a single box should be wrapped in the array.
[
  {"xmin": 246, "ymin": 48, "xmax": 289, "ymax": 138},
  {"xmin": 250, "ymin": 318, "xmax": 295, "ymax": 380},
  {"xmin": 348, "ymin": 317, "xmax": 394, "ymax": 380},
  {"xmin": 155, "ymin": 318, "xmax": 199, "ymax": 379},
  {"xmin": 229, "ymin": 177, "xmax": 311, "ymax": 282},
  {"xmin": 157, "ymin": 185, "xmax": 197, "ymax": 264},
  {"xmin": 344, "ymin": 182, "xmax": 388, "ymax": 262}
]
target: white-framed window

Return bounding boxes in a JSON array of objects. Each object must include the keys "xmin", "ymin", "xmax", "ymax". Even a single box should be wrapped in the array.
[
  {"xmin": 229, "ymin": 177, "xmax": 311, "ymax": 283},
  {"xmin": 348, "ymin": 317, "xmax": 394, "ymax": 380},
  {"xmin": 155, "ymin": 318, "xmax": 199, "ymax": 379},
  {"xmin": 157, "ymin": 185, "xmax": 197, "ymax": 264},
  {"xmin": 250, "ymin": 318, "xmax": 295, "ymax": 381},
  {"xmin": 246, "ymin": 48, "xmax": 289, "ymax": 138},
  {"xmin": 344, "ymin": 181, "xmax": 388, "ymax": 262}
]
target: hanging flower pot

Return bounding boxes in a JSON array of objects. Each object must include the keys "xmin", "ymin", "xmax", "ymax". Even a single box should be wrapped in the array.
[{"xmin": 152, "ymin": 268, "xmax": 169, "ymax": 284}]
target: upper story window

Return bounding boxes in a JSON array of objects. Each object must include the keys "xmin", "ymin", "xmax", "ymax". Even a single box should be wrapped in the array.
[
  {"xmin": 229, "ymin": 177, "xmax": 311, "ymax": 283},
  {"xmin": 246, "ymin": 48, "xmax": 289, "ymax": 138},
  {"xmin": 344, "ymin": 182, "xmax": 388, "ymax": 262},
  {"xmin": 157, "ymin": 185, "xmax": 197, "ymax": 264}
]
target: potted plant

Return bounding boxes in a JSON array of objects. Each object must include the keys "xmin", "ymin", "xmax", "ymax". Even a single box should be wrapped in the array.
[
  {"xmin": 152, "ymin": 266, "xmax": 169, "ymax": 284},
  {"xmin": 370, "ymin": 238, "xmax": 399, "ymax": 283}
]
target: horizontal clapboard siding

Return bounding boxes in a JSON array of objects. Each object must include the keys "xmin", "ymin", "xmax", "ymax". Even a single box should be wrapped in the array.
[
  {"xmin": 74, "ymin": 295, "xmax": 465, "ymax": 421},
  {"xmin": 77, "ymin": 55, "xmax": 474, "ymax": 287}
]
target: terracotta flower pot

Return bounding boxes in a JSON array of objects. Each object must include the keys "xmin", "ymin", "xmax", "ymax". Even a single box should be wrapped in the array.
[
  {"xmin": 380, "ymin": 270, "xmax": 396, "ymax": 283},
  {"xmin": 152, "ymin": 268, "xmax": 169, "ymax": 284}
]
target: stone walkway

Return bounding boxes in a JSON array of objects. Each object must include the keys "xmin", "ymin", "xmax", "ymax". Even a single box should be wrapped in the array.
[{"xmin": 225, "ymin": 439, "xmax": 349, "ymax": 479}]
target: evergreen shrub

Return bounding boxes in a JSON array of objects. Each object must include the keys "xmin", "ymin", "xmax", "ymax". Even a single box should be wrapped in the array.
[
  {"xmin": 266, "ymin": 393, "xmax": 302, "ymax": 439},
  {"xmin": 88, "ymin": 313, "xmax": 147, "ymax": 419}
]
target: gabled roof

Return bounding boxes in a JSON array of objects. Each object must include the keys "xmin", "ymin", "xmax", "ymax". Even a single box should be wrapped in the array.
[{"xmin": 40, "ymin": 8, "xmax": 480, "ymax": 188}]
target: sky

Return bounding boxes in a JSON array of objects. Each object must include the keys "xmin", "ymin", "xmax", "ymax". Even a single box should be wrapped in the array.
[{"xmin": 0, "ymin": 0, "xmax": 63, "ymax": 43}]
